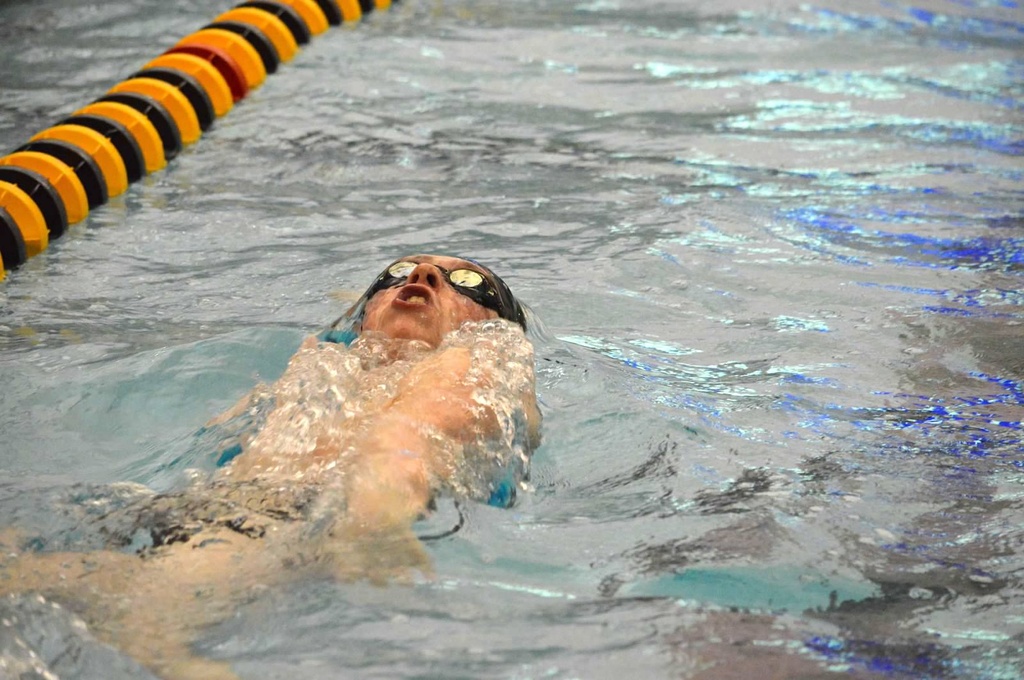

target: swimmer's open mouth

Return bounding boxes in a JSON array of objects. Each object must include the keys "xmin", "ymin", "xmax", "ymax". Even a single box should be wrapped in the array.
[{"xmin": 394, "ymin": 284, "xmax": 433, "ymax": 307}]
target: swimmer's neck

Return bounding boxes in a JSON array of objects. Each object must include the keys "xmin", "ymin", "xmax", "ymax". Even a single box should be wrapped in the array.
[{"xmin": 353, "ymin": 333, "xmax": 438, "ymax": 363}]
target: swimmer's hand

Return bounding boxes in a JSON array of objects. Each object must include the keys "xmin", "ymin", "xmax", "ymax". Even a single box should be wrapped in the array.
[
  {"xmin": 324, "ymin": 520, "xmax": 432, "ymax": 586},
  {"xmin": 346, "ymin": 438, "xmax": 432, "ymax": 532},
  {"xmin": 318, "ymin": 425, "xmax": 435, "ymax": 584}
]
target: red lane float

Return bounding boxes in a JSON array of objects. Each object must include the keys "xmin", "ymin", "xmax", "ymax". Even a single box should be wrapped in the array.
[
  {"xmin": 163, "ymin": 44, "xmax": 250, "ymax": 104},
  {"xmin": 175, "ymin": 29, "xmax": 267, "ymax": 90}
]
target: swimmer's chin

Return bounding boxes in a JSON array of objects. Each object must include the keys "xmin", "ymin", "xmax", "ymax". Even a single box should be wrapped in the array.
[{"xmin": 358, "ymin": 325, "xmax": 443, "ymax": 350}]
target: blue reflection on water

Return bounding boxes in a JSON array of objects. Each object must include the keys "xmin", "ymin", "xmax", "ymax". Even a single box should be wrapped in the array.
[
  {"xmin": 571, "ymin": 329, "xmax": 1023, "ymax": 454},
  {"xmin": 784, "ymin": 207, "xmax": 1024, "ymax": 271},
  {"xmin": 806, "ymin": 635, "xmax": 960, "ymax": 680},
  {"xmin": 858, "ymin": 282, "xmax": 1024, "ymax": 308},
  {"xmin": 811, "ymin": 4, "xmax": 1024, "ymax": 45}
]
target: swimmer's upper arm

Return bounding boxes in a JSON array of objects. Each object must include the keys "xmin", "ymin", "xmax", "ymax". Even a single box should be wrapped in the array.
[
  {"xmin": 390, "ymin": 347, "xmax": 488, "ymax": 437},
  {"xmin": 393, "ymin": 345, "xmax": 541, "ymax": 448}
]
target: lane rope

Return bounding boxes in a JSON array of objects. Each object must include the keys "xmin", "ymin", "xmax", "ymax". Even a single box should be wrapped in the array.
[{"xmin": 0, "ymin": 0, "xmax": 396, "ymax": 281}]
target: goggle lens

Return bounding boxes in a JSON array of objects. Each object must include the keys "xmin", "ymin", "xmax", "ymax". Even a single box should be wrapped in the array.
[
  {"xmin": 387, "ymin": 261, "xmax": 416, "ymax": 278},
  {"xmin": 386, "ymin": 261, "xmax": 486, "ymax": 291},
  {"xmin": 448, "ymin": 268, "xmax": 485, "ymax": 288}
]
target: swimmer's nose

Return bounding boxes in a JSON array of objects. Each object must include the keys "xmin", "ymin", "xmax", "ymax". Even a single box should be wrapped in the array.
[{"xmin": 405, "ymin": 263, "xmax": 444, "ymax": 290}]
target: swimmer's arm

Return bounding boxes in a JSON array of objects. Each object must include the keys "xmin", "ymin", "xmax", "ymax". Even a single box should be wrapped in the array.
[
  {"xmin": 344, "ymin": 345, "xmax": 542, "ymax": 530},
  {"xmin": 344, "ymin": 415, "xmax": 433, "ymax": 531},
  {"xmin": 389, "ymin": 345, "xmax": 542, "ymax": 451},
  {"xmin": 344, "ymin": 349, "xmax": 485, "ymax": 530},
  {"xmin": 390, "ymin": 347, "xmax": 496, "ymax": 440}
]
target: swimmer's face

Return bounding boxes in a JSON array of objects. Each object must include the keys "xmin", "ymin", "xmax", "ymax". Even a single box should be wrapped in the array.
[{"xmin": 360, "ymin": 255, "xmax": 500, "ymax": 347}]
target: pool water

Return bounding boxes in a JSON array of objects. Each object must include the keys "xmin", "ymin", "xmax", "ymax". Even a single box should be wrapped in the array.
[{"xmin": 1, "ymin": 0, "xmax": 1022, "ymax": 677}]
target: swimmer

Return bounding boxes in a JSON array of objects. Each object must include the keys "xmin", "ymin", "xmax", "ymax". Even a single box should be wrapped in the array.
[
  {"xmin": 0, "ymin": 254, "xmax": 541, "ymax": 680},
  {"xmin": 216, "ymin": 253, "xmax": 541, "ymax": 530}
]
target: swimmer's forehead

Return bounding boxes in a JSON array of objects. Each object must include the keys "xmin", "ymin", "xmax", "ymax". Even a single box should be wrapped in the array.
[{"xmin": 392, "ymin": 254, "xmax": 488, "ymax": 275}]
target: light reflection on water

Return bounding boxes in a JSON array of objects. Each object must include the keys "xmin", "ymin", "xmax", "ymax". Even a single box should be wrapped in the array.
[{"xmin": 1, "ymin": 0, "xmax": 1022, "ymax": 677}]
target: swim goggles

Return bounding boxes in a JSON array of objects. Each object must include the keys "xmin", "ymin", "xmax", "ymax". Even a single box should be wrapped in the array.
[
  {"xmin": 368, "ymin": 260, "xmax": 523, "ymax": 321},
  {"xmin": 320, "ymin": 257, "xmax": 526, "ymax": 345}
]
